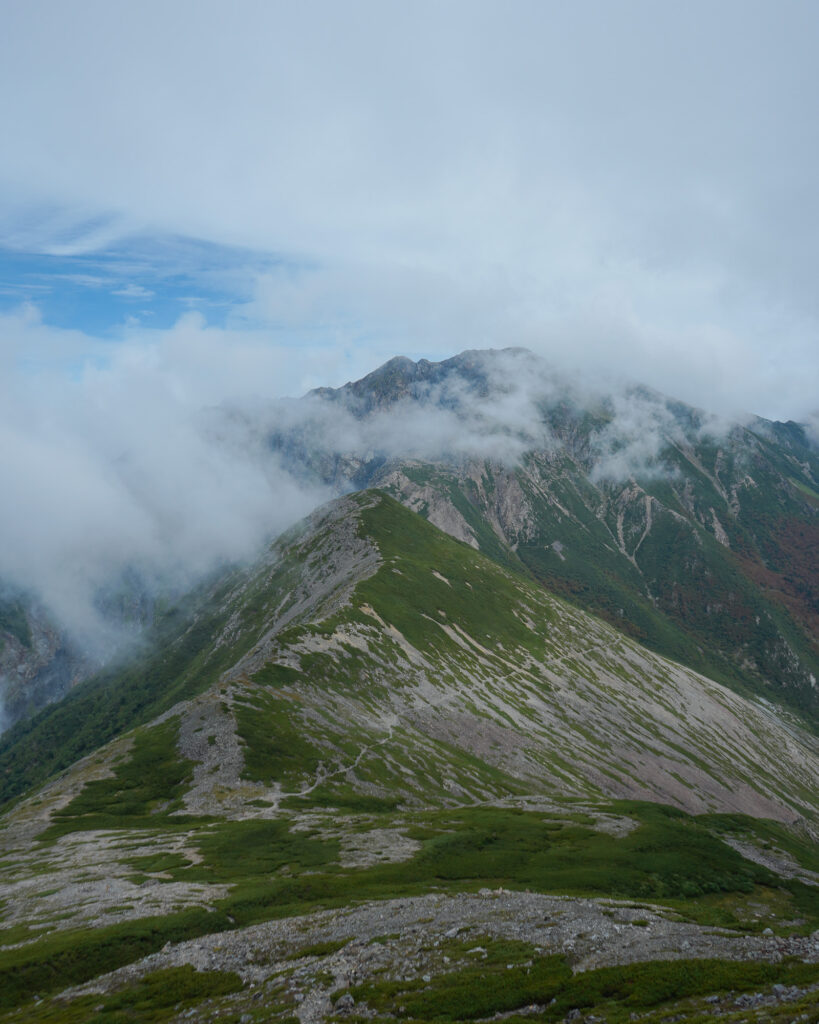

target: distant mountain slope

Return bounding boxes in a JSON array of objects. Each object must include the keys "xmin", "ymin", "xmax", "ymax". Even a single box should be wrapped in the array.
[
  {"xmin": 0, "ymin": 575, "xmax": 154, "ymax": 733},
  {"xmin": 0, "ymin": 591, "xmax": 87, "ymax": 729},
  {"xmin": 4, "ymin": 347, "xmax": 817, "ymax": 737},
  {"xmin": 210, "ymin": 491, "xmax": 819, "ymax": 825},
  {"xmin": 273, "ymin": 348, "xmax": 819, "ymax": 727},
  {"xmin": 3, "ymin": 492, "xmax": 816, "ymax": 826}
]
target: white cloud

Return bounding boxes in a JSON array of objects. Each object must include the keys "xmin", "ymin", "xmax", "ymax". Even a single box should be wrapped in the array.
[
  {"xmin": 0, "ymin": 1, "xmax": 816, "ymax": 425},
  {"xmin": 112, "ymin": 283, "xmax": 154, "ymax": 299},
  {"xmin": 0, "ymin": 309, "xmax": 338, "ymax": 655},
  {"xmin": 0, "ymin": 300, "xmax": 812, "ymax": 672},
  {"xmin": 1, "ymin": 1, "xmax": 818, "ymax": 662}
]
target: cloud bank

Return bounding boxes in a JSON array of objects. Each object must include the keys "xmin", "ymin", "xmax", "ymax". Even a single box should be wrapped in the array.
[
  {"xmin": 0, "ymin": 1, "xmax": 818, "ymax": 423},
  {"xmin": 0, "ymin": 324, "xmax": 741, "ymax": 660},
  {"xmin": 1, "ymin": 1, "xmax": 818, "ymax": 689},
  {"xmin": 0, "ymin": 310, "xmax": 334, "ymax": 657}
]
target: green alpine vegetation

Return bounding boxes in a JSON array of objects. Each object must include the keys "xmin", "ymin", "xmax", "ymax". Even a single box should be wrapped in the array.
[
  {"xmin": 278, "ymin": 349, "xmax": 819, "ymax": 727},
  {"xmin": 0, "ymin": 351, "xmax": 817, "ymax": 1023}
]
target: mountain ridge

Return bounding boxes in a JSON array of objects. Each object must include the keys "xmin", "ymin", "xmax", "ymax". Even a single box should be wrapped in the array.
[
  {"xmin": 271, "ymin": 348, "xmax": 819, "ymax": 727},
  {"xmin": 4, "ymin": 347, "xmax": 817, "ymax": 734},
  {"xmin": 1, "ymin": 490, "xmax": 818, "ymax": 1022},
  {"xmin": 2, "ymin": 490, "xmax": 817, "ymax": 822}
]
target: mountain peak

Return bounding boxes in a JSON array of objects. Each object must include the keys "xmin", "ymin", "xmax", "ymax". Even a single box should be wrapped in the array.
[{"xmin": 308, "ymin": 347, "xmax": 539, "ymax": 417}]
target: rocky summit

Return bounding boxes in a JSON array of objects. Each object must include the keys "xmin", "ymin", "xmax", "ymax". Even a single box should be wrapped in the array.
[{"xmin": 0, "ymin": 351, "xmax": 818, "ymax": 1023}]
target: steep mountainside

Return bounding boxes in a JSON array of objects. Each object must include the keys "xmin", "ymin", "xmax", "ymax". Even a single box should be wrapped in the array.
[
  {"xmin": 273, "ymin": 349, "xmax": 819, "ymax": 726},
  {"xmin": 1, "ymin": 355, "xmax": 818, "ymax": 1022},
  {"xmin": 0, "ymin": 575, "xmax": 156, "ymax": 734},
  {"xmin": 0, "ymin": 493, "xmax": 818, "ymax": 1022},
  {"xmin": 5, "ymin": 347, "xmax": 817, "ymax": 736},
  {"xmin": 0, "ymin": 592, "xmax": 89, "ymax": 731},
  {"xmin": 3, "ymin": 492, "xmax": 816, "ymax": 822}
]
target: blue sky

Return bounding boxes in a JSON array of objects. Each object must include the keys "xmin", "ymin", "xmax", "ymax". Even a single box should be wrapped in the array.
[
  {"xmin": 0, "ymin": 235, "xmax": 233, "ymax": 331},
  {"xmin": 0, "ymin": 235, "xmax": 265, "ymax": 333}
]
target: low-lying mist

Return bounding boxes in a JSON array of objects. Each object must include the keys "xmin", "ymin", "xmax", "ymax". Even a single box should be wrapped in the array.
[{"xmin": 0, "ymin": 338, "xmax": 775, "ymax": 727}]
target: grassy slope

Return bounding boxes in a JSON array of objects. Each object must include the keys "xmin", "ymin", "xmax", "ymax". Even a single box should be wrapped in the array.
[
  {"xmin": 230, "ymin": 492, "xmax": 814, "ymax": 816},
  {"xmin": 5, "ymin": 491, "xmax": 814, "ymax": 820},
  {"xmin": 0, "ymin": 512, "xmax": 329, "ymax": 808},
  {"xmin": 384, "ymin": 448, "xmax": 819, "ymax": 729},
  {"xmin": 2, "ymin": 796, "xmax": 818, "ymax": 1015},
  {"xmin": 0, "ymin": 495, "xmax": 817, "ymax": 1019}
]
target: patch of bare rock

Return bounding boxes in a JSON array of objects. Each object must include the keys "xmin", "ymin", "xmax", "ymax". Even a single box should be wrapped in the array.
[
  {"xmin": 721, "ymin": 834, "xmax": 819, "ymax": 888},
  {"xmin": 66, "ymin": 890, "xmax": 819, "ymax": 1021}
]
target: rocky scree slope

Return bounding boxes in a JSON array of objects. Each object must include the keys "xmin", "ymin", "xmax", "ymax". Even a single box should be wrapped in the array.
[
  {"xmin": 5, "ymin": 346, "xmax": 817, "ymax": 738},
  {"xmin": 3, "ymin": 491, "xmax": 816, "ymax": 824},
  {"xmin": 1, "ymin": 492, "xmax": 819, "ymax": 1021},
  {"xmin": 273, "ymin": 348, "xmax": 819, "ymax": 727}
]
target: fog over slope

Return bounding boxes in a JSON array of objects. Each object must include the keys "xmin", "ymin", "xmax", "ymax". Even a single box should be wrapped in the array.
[{"xmin": 1, "ymin": 344, "xmax": 816, "ymax": 735}]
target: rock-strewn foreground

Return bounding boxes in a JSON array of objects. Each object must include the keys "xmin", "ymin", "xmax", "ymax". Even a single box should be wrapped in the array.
[
  {"xmin": 63, "ymin": 892, "xmax": 819, "ymax": 1023},
  {"xmin": 1, "ymin": 493, "xmax": 818, "ymax": 1022}
]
